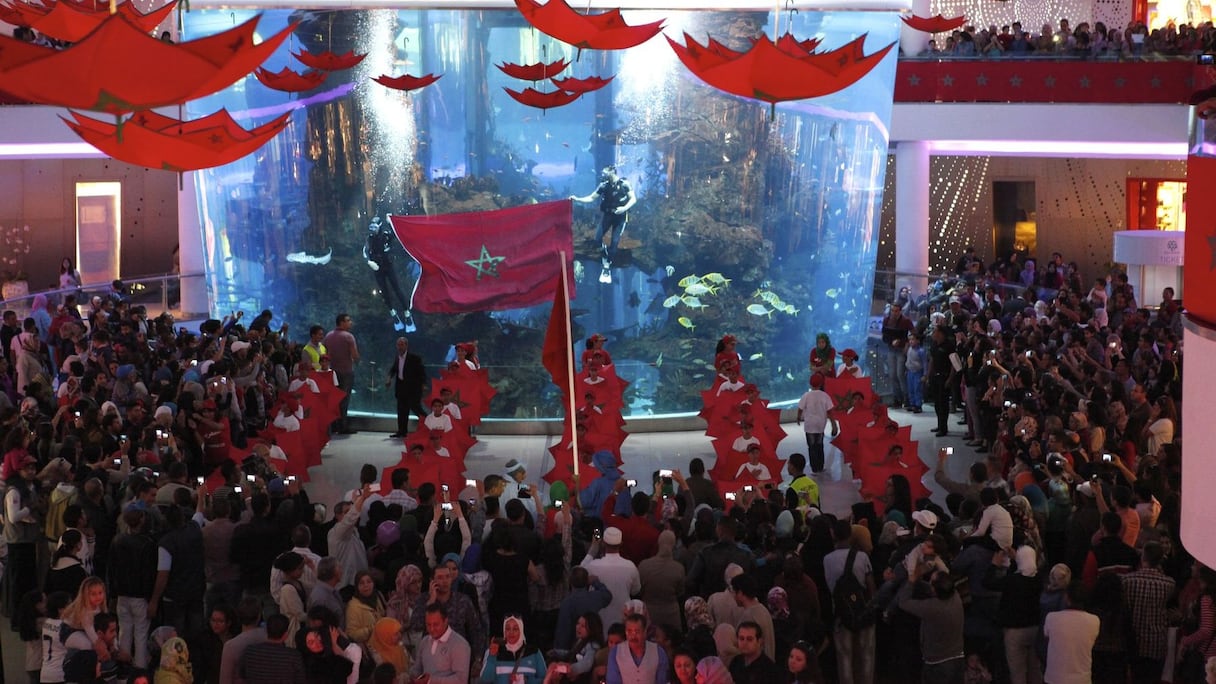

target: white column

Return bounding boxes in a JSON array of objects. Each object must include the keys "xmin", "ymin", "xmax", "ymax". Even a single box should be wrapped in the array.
[
  {"xmin": 177, "ymin": 172, "xmax": 209, "ymax": 318},
  {"xmin": 894, "ymin": 140, "xmax": 930, "ymax": 297},
  {"xmin": 899, "ymin": 0, "xmax": 932, "ymax": 56},
  {"xmin": 1183, "ymin": 315, "xmax": 1216, "ymax": 568}
]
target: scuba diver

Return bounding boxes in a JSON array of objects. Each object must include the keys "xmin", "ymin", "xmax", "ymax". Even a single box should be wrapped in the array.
[
  {"xmin": 364, "ymin": 215, "xmax": 416, "ymax": 332},
  {"xmin": 571, "ymin": 165, "xmax": 636, "ymax": 284}
]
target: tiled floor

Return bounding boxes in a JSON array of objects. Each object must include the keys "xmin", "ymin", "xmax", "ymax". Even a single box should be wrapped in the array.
[{"xmin": 0, "ymin": 404, "xmax": 986, "ymax": 680}]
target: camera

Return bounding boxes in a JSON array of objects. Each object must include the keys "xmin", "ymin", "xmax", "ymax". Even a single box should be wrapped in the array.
[
  {"xmin": 945, "ymin": 447, "xmax": 954, "ymax": 455},
  {"xmin": 626, "ymin": 479, "xmax": 637, "ymax": 487},
  {"xmin": 1199, "ymin": 53, "xmax": 1215, "ymax": 64},
  {"xmin": 1025, "ymin": 350, "xmax": 1034, "ymax": 358},
  {"xmin": 554, "ymin": 500, "xmax": 564, "ymax": 509},
  {"xmin": 465, "ymin": 478, "xmax": 477, "ymax": 488},
  {"xmin": 442, "ymin": 484, "xmax": 449, "ymax": 492},
  {"xmin": 659, "ymin": 469, "xmax": 673, "ymax": 478},
  {"xmin": 246, "ymin": 474, "xmax": 256, "ymax": 483},
  {"xmin": 112, "ymin": 458, "xmax": 121, "ymax": 466},
  {"xmin": 234, "ymin": 486, "xmax": 243, "ymax": 493},
  {"xmin": 743, "ymin": 485, "xmax": 754, "ymax": 492},
  {"xmin": 1102, "ymin": 453, "xmax": 1113, "ymax": 463},
  {"xmin": 196, "ymin": 476, "xmax": 205, "ymax": 486},
  {"xmin": 725, "ymin": 492, "xmax": 737, "ymax": 501},
  {"xmin": 594, "ymin": 529, "xmax": 602, "ymax": 539},
  {"xmin": 441, "ymin": 502, "xmax": 453, "ymax": 511}
]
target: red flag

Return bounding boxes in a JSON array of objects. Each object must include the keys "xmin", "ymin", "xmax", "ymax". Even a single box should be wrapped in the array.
[
  {"xmin": 542, "ymin": 274, "xmax": 572, "ymax": 396},
  {"xmin": 389, "ymin": 200, "xmax": 573, "ymax": 313}
]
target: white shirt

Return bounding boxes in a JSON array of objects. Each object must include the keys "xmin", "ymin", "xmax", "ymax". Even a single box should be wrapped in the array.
[
  {"xmin": 269, "ymin": 546, "xmax": 322, "ymax": 603},
  {"xmin": 360, "ymin": 488, "xmax": 420, "ymax": 525},
  {"xmin": 797, "ymin": 389, "xmax": 835, "ymax": 434},
  {"xmin": 443, "ymin": 402, "xmax": 463, "ymax": 421},
  {"xmin": 735, "ymin": 462, "xmax": 772, "ymax": 481},
  {"xmin": 424, "ymin": 413, "xmax": 453, "ymax": 432},
  {"xmin": 716, "ymin": 380, "xmax": 744, "ymax": 396},
  {"xmin": 287, "ymin": 377, "xmax": 320, "ymax": 394},
  {"xmin": 1043, "ymin": 609, "xmax": 1100, "ymax": 684},
  {"xmin": 581, "ymin": 551, "xmax": 641, "ymax": 629},
  {"xmin": 730, "ymin": 435, "xmax": 760, "ymax": 453}
]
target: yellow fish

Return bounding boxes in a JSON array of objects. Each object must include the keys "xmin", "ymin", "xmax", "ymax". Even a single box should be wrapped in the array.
[
  {"xmin": 678, "ymin": 275, "xmax": 700, "ymax": 288},
  {"xmin": 677, "ymin": 316, "xmax": 696, "ymax": 330}
]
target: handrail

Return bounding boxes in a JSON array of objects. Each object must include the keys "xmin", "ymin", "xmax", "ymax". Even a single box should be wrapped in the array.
[{"xmin": 1, "ymin": 271, "xmax": 207, "ymax": 316}]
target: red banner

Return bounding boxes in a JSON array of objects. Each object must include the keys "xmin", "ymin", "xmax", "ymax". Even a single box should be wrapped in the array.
[
  {"xmin": 895, "ymin": 60, "xmax": 1213, "ymax": 104},
  {"xmin": 1186, "ymin": 154, "xmax": 1216, "ymax": 327},
  {"xmin": 390, "ymin": 199, "xmax": 574, "ymax": 313}
]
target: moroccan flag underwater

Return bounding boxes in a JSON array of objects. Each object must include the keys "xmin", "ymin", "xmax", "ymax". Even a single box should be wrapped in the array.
[{"xmin": 389, "ymin": 200, "xmax": 574, "ymax": 313}]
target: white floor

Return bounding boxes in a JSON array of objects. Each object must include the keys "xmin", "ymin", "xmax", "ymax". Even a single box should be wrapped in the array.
[{"xmin": 305, "ymin": 406, "xmax": 984, "ymax": 521}]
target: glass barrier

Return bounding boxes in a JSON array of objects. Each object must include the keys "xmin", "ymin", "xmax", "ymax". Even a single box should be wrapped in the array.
[
  {"xmin": 0, "ymin": 272, "xmax": 204, "ymax": 321},
  {"xmin": 185, "ymin": 7, "xmax": 901, "ymax": 419}
]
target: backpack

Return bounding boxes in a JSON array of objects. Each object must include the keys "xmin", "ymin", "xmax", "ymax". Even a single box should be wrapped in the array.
[{"xmin": 832, "ymin": 548, "xmax": 876, "ymax": 631}]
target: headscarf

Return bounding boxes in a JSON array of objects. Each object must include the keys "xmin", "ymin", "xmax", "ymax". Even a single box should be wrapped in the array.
[
  {"xmin": 502, "ymin": 616, "xmax": 526, "ymax": 655},
  {"xmin": 696, "ymin": 657, "xmax": 735, "ymax": 684},
  {"xmin": 712, "ymin": 623, "xmax": 739, "ymax": 664},
  {"xmin": 766, "ymin": 586, "xmax": 791, "ymax": 620},
  {"xmin": 370, "ymin": 618, "xmax": 409, "ymax": 674},
  {"xmin": 548, "ymin": 481, "xmax": 569, "ymax": 509},
  {"xmin": 683, "ymin": 596, "xmax": 713, "ymax": 630},
  {"xmin": 1047, "ymin": 563, "xmax": 1072, "ymax": 592},
  {"xmin": 775, "ymin": 510, "xmax": 795, "ymax": 539},
  {"xmin": 387, "ymin": 565, "xmax": 423, "ymax": 623},
  {"xmin": 655, "ymin": 530, "xmax": 676, "ymax": 559},
  {"xmin": 461, "ymin": 544, "xmax": 483, "ymax": 574},
  {"xmin": 157, "ymin": 636, "xmax": 193, "ymax": 683},
  {"xmin": 1014, "ymin": 545, "xmax": 1038, "ymax": 578}
]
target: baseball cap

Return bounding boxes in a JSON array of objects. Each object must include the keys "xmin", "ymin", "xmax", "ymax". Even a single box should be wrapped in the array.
[{"xmin": 911, "ymin": 510, "xmax": 938, "ymax": 530}]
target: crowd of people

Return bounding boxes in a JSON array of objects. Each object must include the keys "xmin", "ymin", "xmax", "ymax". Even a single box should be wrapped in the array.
[
  {"xmin": 914, "ymin": 17, "xmax": 1216, "ymax": 58},
  {"xmin": 0, "ymin": 238, "xmax": 1199, "ymax": 684}
]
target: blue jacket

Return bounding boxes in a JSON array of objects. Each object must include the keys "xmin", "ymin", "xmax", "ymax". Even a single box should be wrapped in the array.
[{"xmin": 578, "ymin": 451, "xmax": 631, "ymax": 518}]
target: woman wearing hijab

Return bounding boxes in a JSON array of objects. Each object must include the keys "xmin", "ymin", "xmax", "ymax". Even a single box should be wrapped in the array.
[
  {"xmin": 638, "ymin": 530, "xmax": 684, "ymax": 630},
  {"xmin": 481, "ymin": 615, "xmax": 546, "ymax": 684},
  {"xmin": 153, "ymin": 636, "xmax": 193, "ymax": 684},
  {"xmin": 298, "ymin": 626, "xmax": 354, "ymax": 684},
  {"xmin": 695, "ymin": 656, "xmax": 735, "ymax": 684},
  {"xmin": 386, "ymin": 565, "xmax": 423, "ymax": 626},
  {"xmin": 682, "ymin": 596, "xmax": 717, "ymax": 662},
  {"xmin": 345, "ymin": 570, "xmax": 387, "ymax": 646},
  {"xmin": 985, "ymin": 529, "xmax": 1042, "ymax": 684},
  {"xmin": 766, "ymin": 586, "xmax": 801, "ymax": 665},
  {"xmin": 369, "ymin": 617, "xmax": 410, "ymax": 680}
]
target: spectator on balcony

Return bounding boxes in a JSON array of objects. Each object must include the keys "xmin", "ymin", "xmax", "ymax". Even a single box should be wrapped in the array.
[
  {"xmin": 1010, "ymin": 30, "xmax": 1033, "ymax": 55},
  {"xmin": 1035, "ymin": 24, "xmax": 1055, "ymax": 52},
  {"xmin": 956, "ymin": 31, "xmax": 976, "ymax": 56},
  {"xmin": 996, "ymin": 25, "xmax": 1014, "ymax": 50}
]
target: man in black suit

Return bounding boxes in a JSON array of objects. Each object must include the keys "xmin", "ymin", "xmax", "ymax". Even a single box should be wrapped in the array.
[{"xmin": 385, "ymin": 336, "xmax": 427, "ymax": 437}]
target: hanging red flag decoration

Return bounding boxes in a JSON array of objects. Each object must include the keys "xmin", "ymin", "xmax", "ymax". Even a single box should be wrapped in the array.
[
  {"xmin": 667, "ymin": 32, "xmax": 894, "ymax": 110},
  {"xmin": 901, "ymin": 14, "xmax": 967, "ymax": 33},
  {"xmin": 254, "ymin": 66, "xmax": 328, "ymax": 93},
  {"xmin": 514, "ymin": 0, "xmax": 664, "ymax": 52},
  {"xmin": 372, "ymin": 72, "xmax": 442, "ymax": 92},
  {"xmin": 0, "ymin": 14, "xmax": 293, "ymax": 113},
  {"xmin": 64, "ymin": 109, "xmax": 290, "ymax": 172},
  {"xmin": 770, "ymin": 32, "xmax": 822, "ymax": 57},
  {"xmin": 504, "ymin": 86, "xmax": 581, "ymax": 110},
  {"xmin": 497, "ymin": 58, "xmax": 570, "ymax": 81},
  {"xmin": 549, "ymin": 74, "xmax": 613, "ymax": 94},
  {"xmin": 291, "ymin": 49, "xmax": 367, "ymax": 71},
  {"xmin": 25, "ymin": 0, "xmax": 177, "ymax": 43}
]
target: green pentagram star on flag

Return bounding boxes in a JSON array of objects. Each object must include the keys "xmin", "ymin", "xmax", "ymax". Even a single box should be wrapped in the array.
[{"xmin": 465, "ymin": 245, "xmax": 505, "ymax": 279}]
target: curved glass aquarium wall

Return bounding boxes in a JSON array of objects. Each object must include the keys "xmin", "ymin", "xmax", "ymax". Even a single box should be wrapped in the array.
[{"xmin": 185, "ymin": 5, "xmax": 899, "ymax": 420}]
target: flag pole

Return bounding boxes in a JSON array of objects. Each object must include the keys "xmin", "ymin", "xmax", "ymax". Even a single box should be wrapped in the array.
[{"xmin": 559, "ymin": 250, "xmax": 580, "ymax": 484}]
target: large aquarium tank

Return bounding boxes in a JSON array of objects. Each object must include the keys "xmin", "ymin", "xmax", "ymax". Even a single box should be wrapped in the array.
[{"xmin": 185, "ymin": 3, "xmax": 900, "ymax": 420}]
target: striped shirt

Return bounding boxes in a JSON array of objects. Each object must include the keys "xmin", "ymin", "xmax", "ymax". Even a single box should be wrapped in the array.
[{"xmin": 238, "ymin": 641, "xmax": 306, "ymax": 683}]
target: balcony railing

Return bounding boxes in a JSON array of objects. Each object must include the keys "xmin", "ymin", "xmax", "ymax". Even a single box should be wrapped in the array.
[{"xmin": 895, "ymin": 57, "xmax": 1213, "ymax": 104}]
